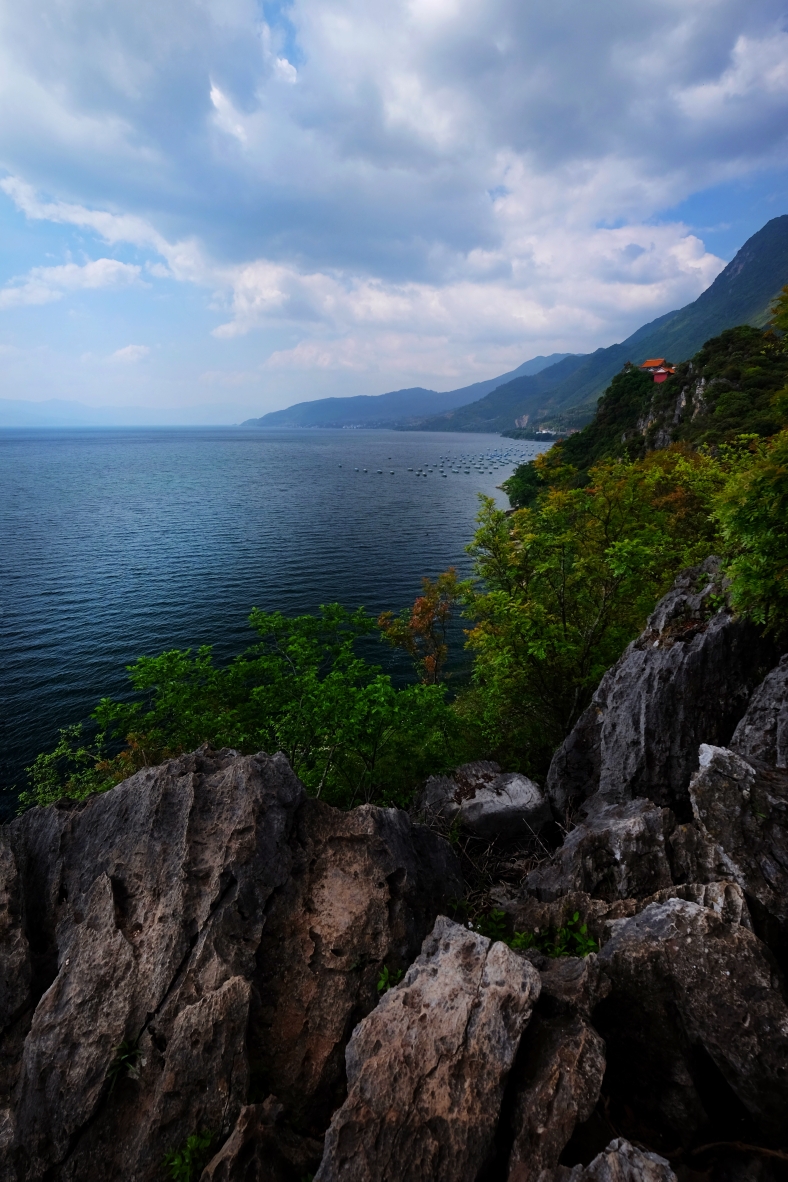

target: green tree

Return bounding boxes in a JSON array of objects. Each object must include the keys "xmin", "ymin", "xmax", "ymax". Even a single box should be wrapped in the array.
[
  {"xmin": 716, "ymin": 430, "xmax": 788, "ymax": 633},
  {"xmin": 461, "ymin": 448, "xmax": 725, "ymax": 774},
  {"xmin": 23, "ymin": 604, "xmax": 465, "ymax": 812},
  {"xmin": 770, "ymin": 285, "xmax": 788, "ymax": 335}
]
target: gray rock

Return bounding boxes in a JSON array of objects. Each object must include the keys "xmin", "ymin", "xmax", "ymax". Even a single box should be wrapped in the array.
[
  {"xmin": 507, "ymin": 1012, "xmax": 606, "ymax": 1181},
  {"xmin": 2, "ymin": 746, "xmax": 461, "ymax": 1182},
  {"xmin": 200, "ymin": 1097, "xmax": 322, "ymax": 1182},
  {"xmin": 248, "ymin": 797, "xmax": 464, "ymax": 1135},
  {"xmin": 731, "ymin": 654, "xmax": 788, "ymax": 767},
  {"xmin": 687, "ymin": 744, "xmax": 788, "ymax": 969},
  {"xmin": 419, "ymin": 760, "xmax": 552, "ymax": 839},
  {"xmin": 596, "ymin": 898, "xmax": 788, "ymax": 1144},
  {"xmin": 546, "ymin": 558, "xmax": 777, "ymax": 819},
  {"xmin": 314, "ymin": 915, "xmax": 541, "ymax": 1182},
  {"xmin": 540, "ymin": 1138, "xmax": 676, "ymax": 1181},
  {"xmin": 525, "ymin": 800, "xmax": 674, "ymax": 903}
]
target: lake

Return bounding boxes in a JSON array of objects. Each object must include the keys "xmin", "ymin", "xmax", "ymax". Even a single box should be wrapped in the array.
[{"xmin": 0, "ymin": 427, "xmax": 547, "ymax": 807}]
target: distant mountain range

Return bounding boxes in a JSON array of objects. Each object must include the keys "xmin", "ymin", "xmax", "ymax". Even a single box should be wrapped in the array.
[
  {"xmin": 0, "ymin": 399, "xmax": 256, "ymax": 428},
  {"xmin": 239, "ymin": 354, "xmax": 572, "ymax": 429},
  {"xmin": 414, "ymin": 214, "xmax": 788, "ymax": 434}
]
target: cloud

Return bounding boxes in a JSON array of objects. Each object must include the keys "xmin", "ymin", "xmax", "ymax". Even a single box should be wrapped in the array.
[
  {"xmin": 0, "ymin": 0, "xmax": 785, "ymax": 394},
  {"xmin": 0, "ymin": 258, "xmax": 142, "ymax": 308},
  {"xmin": 110, "ymin": 344, "xmax": 149, "ymax": 363}
]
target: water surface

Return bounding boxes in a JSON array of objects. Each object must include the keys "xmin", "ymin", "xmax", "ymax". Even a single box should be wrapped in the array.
[{"xmin": 0, "ymin": 427, "xmax": 546, "ymax": 801}]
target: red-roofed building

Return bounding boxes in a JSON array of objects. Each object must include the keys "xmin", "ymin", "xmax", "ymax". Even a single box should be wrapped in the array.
[{"xmin": 640, "ymin": 358, "xmax": 675, "ymax": 383}]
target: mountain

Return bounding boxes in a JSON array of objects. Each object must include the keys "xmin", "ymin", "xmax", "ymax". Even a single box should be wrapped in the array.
[
  {"xmin": 240, "ymin": 354, "xmax": 572, "ymax": 429},
  {"xmin": 0, "ymin": 399, "xmax": 254, "ymax": 428},
  {"xmin": 416, "ymin": 214, "xmax": 788, "ymax": 434}
]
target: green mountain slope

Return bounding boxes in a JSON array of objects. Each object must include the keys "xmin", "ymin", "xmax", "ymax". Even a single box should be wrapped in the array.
[
  {"xmin": 418, "ymin": 215, "xmax": 788, "ymax": 434},
  {"xmin": 504, "ymin": 323, "xmax": 788, "ymax": 506},
  {"xmin": 241, "ymin": 353, "xmax": 572, "ymax": 428}
]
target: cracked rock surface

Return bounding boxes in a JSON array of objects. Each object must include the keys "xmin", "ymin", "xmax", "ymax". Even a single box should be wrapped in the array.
[
  {"xmin": 0, "ymin": 747, "xmax": 461, "ymax": 1182},
  {"xmin": 545, "ymin": 559, "xmax": 777, "ymax": 819},
  {"xmin": 314, "ymin": 916, "xmax": 541, "ymax": 1182}
]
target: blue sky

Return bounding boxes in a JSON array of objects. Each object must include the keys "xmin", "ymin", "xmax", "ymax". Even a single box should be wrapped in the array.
[{"xmin": 1, "ymin": 0, "xmax": 788, "ymax": 420}]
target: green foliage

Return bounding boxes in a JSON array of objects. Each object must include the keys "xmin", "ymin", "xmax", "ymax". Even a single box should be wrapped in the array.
[
  {"xmin": 107, "ymin": 1038, "xmax": 143, "ymax": 1093},
  {"xmin": 163, "ymin": 1131, "xmax": 214, "ymax": 1182},
  {"xmin": 556, "ymin": 364, "xmax": 656, "ymax": 472},
  {"xmin": 474, "ymin": 908, "xmax": 508, "ymax": 942},
  {"xmin": 378, "ymin": 568, "xmax": 463, "ymax": 684},
  {"xmin": 19, "ymin": 724, "xmax": 117, "ymax": 811},
  {"xmin": 24, "ymin": 605, "xmax": 471, "ymax": 812},
  {"xmin": 509, "ymin": 912, "xmax": 597, "ymax": 958},
  {"xmin": 463, "ymin": 450, "xmax": 724, "ymax": 774},
  {"xmin": 376, "ymin": 965, "xmax": 404, "ymax": 994},
  {"xmin": 474, "ymin": 909, "xmax": 597, "ymax": 957},
  {"xmin": 715, "ymin": 430, "xmax": 788, "ymax": 633},
  {"xmin": 770, "ymin": 284, "xmax": 788, "ymax": 334}
]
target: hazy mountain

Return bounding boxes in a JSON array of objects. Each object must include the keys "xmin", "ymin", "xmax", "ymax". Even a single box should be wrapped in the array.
[
  {"xmin": 240, "ymin": 354, "xmax": 572, "ymax": 429},
  {"xmin": 416, "ymin": 214, "xmax": 788, "ymax": 434},
  {"xmin": 0, "ymin": 399, "xmax": 255, "ymax": 428}
]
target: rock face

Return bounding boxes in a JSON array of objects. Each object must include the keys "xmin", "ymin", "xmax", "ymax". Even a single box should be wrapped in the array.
[
  {"xmin": 546, "ymin": 559, "xmax": 777, "ymax": 819},
  {"xmin": 506, "ymin": 1012, "xmax": 605, "ymax": 1181},
  {"xmin": 596, "ymin": 898, "xmax": 788, "ymax": 1144},
  {"xmin": 542, "ymin": 1139, "xmax": 676, "ymax": 1181},
  {"xmin": 419, "ymin": 760, "xmax": 552, "ymax": 839},
  {"xmin": 525, "ymin": 800, "xmax": 674, "ymax": 903},
  {"xmin": 686, "ymin": 744, "xmax": 788, "ymax": 970},
  {"xmin": 731, "ymin": 653, "xmax": 788, "ymax": 766},
  {"xmin": 315, "ymin": 916, "xmax": 540, "ymax": 1182},
  {"xmin": 0, "ymin": 747, "xmax": 461, "ymax": 1182}
]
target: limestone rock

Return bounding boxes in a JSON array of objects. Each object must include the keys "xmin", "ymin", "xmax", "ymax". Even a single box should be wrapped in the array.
[
  {"xmin": 596, "ymin": 898, "xmax": 788, "ymax": 1144},
  {"xmin": 314, "ymin": 915, "xmax": 541, "ymax": 1182},
  {"xmin": 2, "ymin": 747, "xmax": 461, "ymax": 1182},
  {"xmin": 687, "ymin": 744, "xmax": 788, "ymax": 969},
  {"xmin": 507, "ymin": 1012, "xmax": 606, "ymax": 1181},
  {"xmin": 249, "ymin": 798, "xmax": 464, "ymax": 1134},
  {"xmin": 546, "ymin": 559, "xmax": 776, "ymax": 819},
  {"xmin": 525, "ymin": 800, "xmax": 674, "ymax": 903},
  {"xmin": 200, "ymin": 1098, "xmax": 322, "ymax": 1182},
  {"xmin": 419, "ymin": 760, "xmax": 552, "ymax": 839},
  {"xmin": 731, "ymin": 653, "xmax": 788, "ymax": 767},
  {"xmin": 540, "ymin": 1138, "xmax": 676, "ymax": 1181}
]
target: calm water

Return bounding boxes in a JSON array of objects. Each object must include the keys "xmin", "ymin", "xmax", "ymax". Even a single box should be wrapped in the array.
[{"xmin": 0, "ymin": 427, "xmax": 546, "ymax": 803}]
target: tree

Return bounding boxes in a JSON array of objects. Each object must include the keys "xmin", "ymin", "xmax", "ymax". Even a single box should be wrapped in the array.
[
  {"xmin": 770, "ymin": 285, "xmax": 788, "ymax": 335},
  {"xmin": 461, "ymin": 449, "xmax": 725, "ymax": 775},
  {"xmin": 378, "ymin": 569, "xmax": 463, "ymax": 684},
  {"xmin": 716, "ymin": 430, "xmax": 788, "ymax": 633}
]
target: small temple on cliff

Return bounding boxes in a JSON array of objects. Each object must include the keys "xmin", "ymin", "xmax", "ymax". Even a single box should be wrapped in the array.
[{"xmin": 640, "ymin": 357, "xmax": 676, "ymax": 383}]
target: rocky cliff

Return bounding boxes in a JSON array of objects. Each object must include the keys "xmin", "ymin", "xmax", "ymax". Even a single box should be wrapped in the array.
[{"xmin": 2, "ymin": 566, "xmax": 788, "ymax": 1181}]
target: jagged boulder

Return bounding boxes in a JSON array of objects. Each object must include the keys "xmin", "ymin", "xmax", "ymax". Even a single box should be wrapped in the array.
[
  {"xmin": 525, "ymin": 800, "xmax": 674, "ymax": 903},
  {"xmin": 248, "ymin": 797, "xmax": 463, "ymax": 1135},
  {"xmin": 314, "ymin": 916, "xmax": 541, "ymax": 1182},
  {"xmin": 1, "ymin": 747, "xmax": 462, "ymax": 1182},
  {"xmin": 546, "ymin": 559, "xmax": 777, "ymax": 819},
  {"xmin": 731, "ymin": 653, "xmax": 788, "ymax": 767},
  {"xmin": 539, "ymin": 1138, "xmax": 676, "ymax": 1181},
  {"xmin": 419, "ymin": 760, "xmax": 552, "ymax": 839},
  {"xmin": 506, "ymin": 1012, "xmax": 606, "ymax": 1181},
  {"xmin": 595, "ymin": 898, "xmax": 788, "ymax": 1145},
  {"xmin": 686, "ymin": 744, "xmax": 788, "ymax": 970}
]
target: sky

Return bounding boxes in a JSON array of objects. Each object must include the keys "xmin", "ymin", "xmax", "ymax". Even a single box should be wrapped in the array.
[{"xmin": 1, "ymin": 0, "xmax": 788, "ymax": 421}]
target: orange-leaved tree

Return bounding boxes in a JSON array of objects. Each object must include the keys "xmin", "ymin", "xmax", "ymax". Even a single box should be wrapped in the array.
[{"xmin": 378, "ymin": 568, "xmax": 463, "ymax": 685}]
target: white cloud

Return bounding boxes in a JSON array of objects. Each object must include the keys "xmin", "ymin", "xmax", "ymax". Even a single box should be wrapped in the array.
[
  {"xmin": 0, "ymin": 258, "xmax": 142, "ymax": 309},
  {"xmin": 0, "ymin": 0, "xmax": 785, "ymax": 395},
  {"xmin": 110, "ymin": 344, "xmax": 149, "ymax": 363}
]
